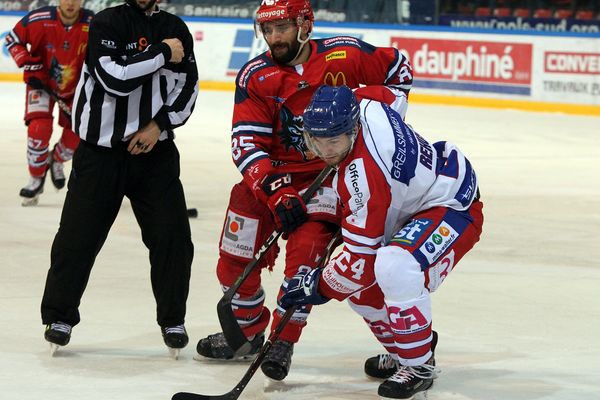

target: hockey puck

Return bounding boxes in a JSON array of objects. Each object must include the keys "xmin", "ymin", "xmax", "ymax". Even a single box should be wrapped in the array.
[{"xmin": 187, "ymin": 208, "xmax": 198, "ymax": 218}]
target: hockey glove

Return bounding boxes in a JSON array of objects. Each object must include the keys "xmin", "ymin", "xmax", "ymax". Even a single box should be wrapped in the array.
[
  {"xmin": 262, "ymin": 173, "xmax": 307, "ymax": 234},
  {"xmin": 23, "ymin": 56, "xmax": 47, "ymax": 86},
  {"xmin": 280, "ymin": 268, "xmax": 330, "ymax": 309}
]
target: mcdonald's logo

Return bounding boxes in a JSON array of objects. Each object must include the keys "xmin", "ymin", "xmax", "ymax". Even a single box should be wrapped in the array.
[{"xmin": 323, "ymin": 71, "xmax": 347, "ymax": 86}]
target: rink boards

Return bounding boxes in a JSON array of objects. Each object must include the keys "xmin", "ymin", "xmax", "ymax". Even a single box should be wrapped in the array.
[{"xmin": 0, "ymin": 13, "xmax": 598, "ymax": 115}]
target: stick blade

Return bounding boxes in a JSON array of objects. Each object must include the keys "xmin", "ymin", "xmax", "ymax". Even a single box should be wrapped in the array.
[
  {"xmin": 172, "ymin": 391, "xmax": 236, "ymax": 400},
  {"xmin": 216, "ymin": 297, "xmax": 252, "ymax": 356},
  {"xmin": 172, "ymin": 393, "xmax": 212, "ymax": 400}
]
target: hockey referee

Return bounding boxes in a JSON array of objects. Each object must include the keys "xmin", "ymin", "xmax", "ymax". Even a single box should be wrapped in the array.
[{"xmin": 40, "ymin": 0, "xmax": 198, "ymax": 356}]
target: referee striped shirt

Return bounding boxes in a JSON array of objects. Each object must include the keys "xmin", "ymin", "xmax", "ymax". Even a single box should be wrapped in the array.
[{"xmin": 72, "ymin": 4, "xmax": 198, "ymax": 148}]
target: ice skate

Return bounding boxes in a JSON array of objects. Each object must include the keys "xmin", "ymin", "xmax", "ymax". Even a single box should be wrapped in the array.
[
  {"xmin": 195, "ymin": 331, "xmax": 264, "ymax": 361},
  {"xmin": 365, "ymin": 331, "xmax": 438, "ymax": 379},
  {"xmin": 44, "ymin": 322, "xmax": 71, "ymax": 356},
  {"xmin": 161, "ymin": 325, "xmax": 188, "ymax": 360},
  {"xmin": 260, "ymin": 339, "xmax": 294, "ymax": 381},
  {"xmin": 377, "ymin": 357, "xmax": 438, "ymax": 399},
  {"xmin": 20, "ymin": 175, "xmax": 45, "ymax": 206},
  {"xmin": 48, "ymin": 149, "xmax": 66, "ymax": 190}
]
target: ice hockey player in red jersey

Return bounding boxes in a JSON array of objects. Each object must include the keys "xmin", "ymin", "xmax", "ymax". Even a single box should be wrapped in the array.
[
  {"xmin": 195, "ymin": 0, "xmax": 413, "ymax": 381},
  {"xmin": 280, "ymin": 84, "xmax": 484, "ymax": 399},
  {"xmin": 5, "ymin": 0, "xmax": 93, "ymax": 206}
]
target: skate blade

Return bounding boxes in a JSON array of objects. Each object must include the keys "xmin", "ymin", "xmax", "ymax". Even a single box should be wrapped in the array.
[
  {"xmin": 169, "ymin": 347, "xmax": 181, "ymax": 360},
  {"xmin": 49, "ymin": 343, "xmax": 60, "ymax": 357},
  {"xmin": 192, "ymin": 352, "xmax": 258, "ymax": 362},
  {"xmin": 21, "ymin": 196, "xmax": 40, "ymax": 207}
]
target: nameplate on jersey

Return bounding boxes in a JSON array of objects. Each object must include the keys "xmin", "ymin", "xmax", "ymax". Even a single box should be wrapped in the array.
[
  {"xmin": 344, "ymin": 158, "xmax": 370, "ymax": 229},
  {"xmin": 238, "ymin": 58, "xmax": 269, "ymax": 89},
  {"xmin": 320, "ymin": 36, "xmax": 362, "ymax": 50}
]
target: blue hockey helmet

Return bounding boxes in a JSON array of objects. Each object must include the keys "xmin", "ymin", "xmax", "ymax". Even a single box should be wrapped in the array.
[
  {"xmin": 303, "ymin": 85, "xmax": 360, "ymax": 138},
  {"xmin": 303, "ymin": 85, "xmax": 360, "ymax": 164}
]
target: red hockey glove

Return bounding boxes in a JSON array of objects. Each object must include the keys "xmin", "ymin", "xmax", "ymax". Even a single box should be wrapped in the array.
[
  {"xmin": 262, "ymin": 173, "xmax": 307, "ymax": 234},
  {"xmin": 23, "ymin": 56, "xmax": 47, "ymax": 86}
]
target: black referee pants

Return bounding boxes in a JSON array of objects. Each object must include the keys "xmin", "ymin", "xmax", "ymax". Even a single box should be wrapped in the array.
[{"xmin": 41, "ymin": 139, "xmax": 193, "ymax": 328}]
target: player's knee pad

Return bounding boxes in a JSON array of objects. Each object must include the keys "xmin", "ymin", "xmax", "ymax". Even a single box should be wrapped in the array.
[
  {"xmin": 219, "ymin": 182, "xmax": 278, "ymax": 269},
  {"xmin": 27, "ymin": 118, "xmax": 53, "ymax": 142},
  {"xmin": 25, "ymin": 89, "xmax": 52, "ymax": 122},
  {"xmin": 375, "ymin": 246, "xmax": 424, "ymax": 302}
]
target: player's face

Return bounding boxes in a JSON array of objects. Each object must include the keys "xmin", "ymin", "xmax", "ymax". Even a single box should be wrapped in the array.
[
  {"xmin": 58, "ymin": 0, "xmax": 81, "ymax": 20},
  {"xmin": 261, "ymin": 19, "xmax": 301, "ymax": 65},
  {"xmin": 305, "ymin": 132, "xmax": 354, "ymax": 166}
]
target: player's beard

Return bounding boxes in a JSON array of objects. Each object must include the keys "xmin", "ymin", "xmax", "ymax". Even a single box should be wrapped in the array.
[{"xmin": 270, "ymin": 40, "xmax": 301, "ymax": 65}]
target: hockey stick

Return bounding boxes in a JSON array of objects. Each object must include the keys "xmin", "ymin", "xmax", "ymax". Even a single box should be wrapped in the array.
[
  {"xmin": 26, "ymin": 77, "xmax": 72, "ymax": 117},
  {"xmin": 173, "ymin": 229, "xmax": 341, "ymax": 400},
  {"xmin": 218, "ymin": 164, "xmax": 335, "ymax": 357}
]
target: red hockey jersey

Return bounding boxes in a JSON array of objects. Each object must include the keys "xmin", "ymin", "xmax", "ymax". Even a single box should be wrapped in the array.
[
  {"xmin": 5, "ymin": 6, "xmax": 93, "ymax": 99},
  {"xmin": 231, "ymin": 36, "xmax": 413, "ymax": 195}
]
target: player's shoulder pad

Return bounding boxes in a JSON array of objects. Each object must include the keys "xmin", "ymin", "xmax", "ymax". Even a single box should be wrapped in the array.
[
  {"xmin": 22, "ymin": 6, "xmax": 56, "ymax": 26},
  {"xmin": 235, "ymin": 53, "xmax": 275, "ymax": 90},
  {"xmin": 314, "ymin": 36, "xmax": 377, "ymax": 55}
]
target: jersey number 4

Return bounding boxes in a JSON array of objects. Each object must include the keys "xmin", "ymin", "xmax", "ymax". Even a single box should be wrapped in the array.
[{"xmin": 334, "ymin": 251, "xmax": 366, "ymax": 280}]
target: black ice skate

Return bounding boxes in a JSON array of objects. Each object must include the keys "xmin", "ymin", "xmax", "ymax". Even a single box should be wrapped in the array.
[
  {"xmin": 260, "ymin": 339, "xmax": 294, "ymax": 381},
  {"xmin": 377, "ymin": 359, "xmax": 438, "ymax": 399},
  {"xmin": 20, "ymin": 175, "xmax": 46, "ymax": 206},
  {"xmin": 44, "ymin": 322, "xmax": 72, "ymax": 356},
  {"xmin": 48, "ymin": 149, "xmax": 66, "ymax": 190},
  {"xmin": 161, "ymin": 325, "xmax": 188, "ymax": 359},
  {"xmin": 365, "ymin": 330, "xmax": 438, "ymax": 379},
  {"xmin": 195, "ymin": 331, "xmax": 264, "ymax": 361}
]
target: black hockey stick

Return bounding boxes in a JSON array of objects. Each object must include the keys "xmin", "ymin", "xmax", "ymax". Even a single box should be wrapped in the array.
[
  {"xmin": 173, "ymin": 229, "xmax": 341, "ymax": 400},
  {"xmin": 218, "ymin": 165, "xmax": 335, "ymax": 357},
  {"xmin": 26, "ymin": 77, "xmax": 72, "ymax": 117}
]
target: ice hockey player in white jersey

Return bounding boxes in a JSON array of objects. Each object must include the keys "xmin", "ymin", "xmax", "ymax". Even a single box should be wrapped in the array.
[{"xmin": 280, "ymin": 85, "xmax": 484, "ymax": 399}]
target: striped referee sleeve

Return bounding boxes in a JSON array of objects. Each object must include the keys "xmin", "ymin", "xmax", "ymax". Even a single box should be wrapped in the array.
[
  {"xmin": 86, "ymin": 16, "xmax": 170, "ymax": 97},
  {"xmin": 72, "ymin": 9, "xmax": 198, "ymax": 147}
]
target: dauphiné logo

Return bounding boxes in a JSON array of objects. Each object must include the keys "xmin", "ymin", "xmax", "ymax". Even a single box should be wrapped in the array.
[{"xmin": 392, "ymin": 38, "xmax": 532, "ymax": 85}]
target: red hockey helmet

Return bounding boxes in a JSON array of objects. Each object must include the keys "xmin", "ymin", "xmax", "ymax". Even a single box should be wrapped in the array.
[{"xmin": 255, "ymin": 0, "xmax": 314, "ymax": 25}]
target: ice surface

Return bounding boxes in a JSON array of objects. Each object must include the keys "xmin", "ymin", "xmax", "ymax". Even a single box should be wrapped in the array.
[{"xmin": 0, "ymin": 82, "xmax": 598, "ymax": 400}]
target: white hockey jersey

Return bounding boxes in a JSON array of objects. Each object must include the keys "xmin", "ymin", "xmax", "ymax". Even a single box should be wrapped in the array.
[{"xmin": 320, "ymin": 97, "xmax": 478, "ymax": 299}]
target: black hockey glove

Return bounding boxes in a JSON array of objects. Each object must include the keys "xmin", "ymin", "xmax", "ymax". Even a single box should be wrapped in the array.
[{"xmin": 262, "ymin": 173, "xmax": 307, "ymax": 234}]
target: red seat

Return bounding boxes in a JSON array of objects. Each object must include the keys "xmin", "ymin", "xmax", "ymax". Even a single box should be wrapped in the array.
[
  {"xmin": 513, "ymin": 8, "xmax": 531, "ymax": 18},
  {"xmin": 533, "ymin": 8, "xmax": 553, "ymax": 18},
  {"xmin": 554, "ymin": 9, "xmax": 573, "ymax": 19},
  {"xmin": 475, "ymin": 7, "xmax": 491, "ymax": 17},
  {"xmin": 494, "ymin": 7, "xmax": 511, "ymax": 17},
  {"xmin": 575, "ymin": 10, "xmax": 593, "ymax": 20},
  {"xmin": 458, "ymin": 4, "xmax": 474, "ymax": 15}
]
